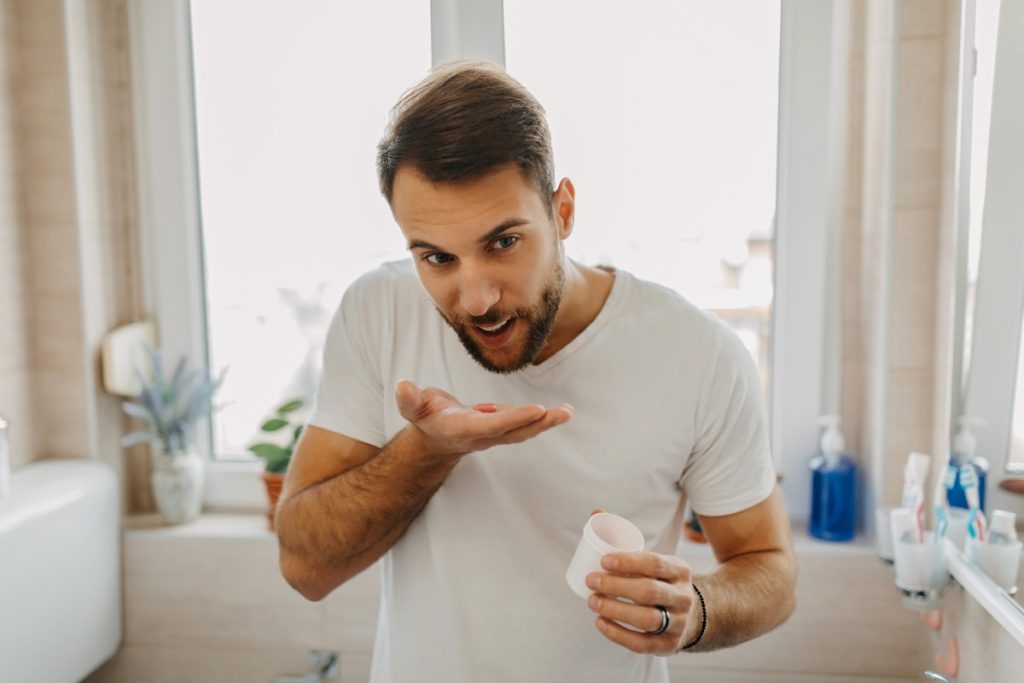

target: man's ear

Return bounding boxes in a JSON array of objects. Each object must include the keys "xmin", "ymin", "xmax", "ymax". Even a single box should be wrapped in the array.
[{"xmin": 551, "ymin": 178, "xmax": 576, "ymax": 240}]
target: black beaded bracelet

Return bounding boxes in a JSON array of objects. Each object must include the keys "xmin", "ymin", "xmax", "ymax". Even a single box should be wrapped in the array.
[{"xmin": 679, "ymin": 583, "xmax": 706, "ymax": 651}]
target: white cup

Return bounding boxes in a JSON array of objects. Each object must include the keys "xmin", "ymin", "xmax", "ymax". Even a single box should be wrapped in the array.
[
  {"xmin": 875, "ymin": 506, "xmax": 895, "ymax": 561},
  {"xmin": 566, "ymin": 512, "xmax": 645, "ymax": 599},
  {"xmin": 946, "ymin": 508, "xmax": 971, "ymax": 550},
  {"xmin": 966, "ymin": 537, "xmax": 1023, "ymax": 593},
  {"xmin": 892, "ymin": 531, "xmax": 949, "ymax": 593}
]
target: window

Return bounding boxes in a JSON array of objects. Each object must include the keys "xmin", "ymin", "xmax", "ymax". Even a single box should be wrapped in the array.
[
  {"xmin": 188, "ymin": 0, "xmax": 429, "ymax": 459},
  {"xmin": 133, "ymin": 0, "xmax": 835, "ymax": 514},
  {"xmin": 505, "ymin": 0, "xmax": 780, "ymax": 397}
]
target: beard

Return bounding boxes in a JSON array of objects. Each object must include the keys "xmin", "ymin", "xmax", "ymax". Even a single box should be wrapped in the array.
[{"xmin": 439, "ymin": 257, "xmax": 565, "ymax": 374}]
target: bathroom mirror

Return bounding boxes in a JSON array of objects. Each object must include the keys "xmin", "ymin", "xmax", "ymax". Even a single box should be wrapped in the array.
[{"xmin": 953, "ymin": 0, "xmax": 1024, "ymax": 609}]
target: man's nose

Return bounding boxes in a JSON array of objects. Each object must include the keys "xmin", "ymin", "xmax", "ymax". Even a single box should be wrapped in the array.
[{"xmin": 458, "ymin": 268, "xmax": 500, "ymax": 318}]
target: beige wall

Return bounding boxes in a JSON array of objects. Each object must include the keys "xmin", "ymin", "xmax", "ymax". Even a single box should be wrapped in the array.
[
  {"xmin": 844, "ymin": 1, "xmax": 1024, "ymax": 677},
  {"xmin": 63, "ymin": 0, "xmax": 148, "ymax": 507},
  {"xmin": 0, "ymin": 0, "xmax": 89, "ymax": 469},
  {"xmin": 841, "ymin": 0, "xmax": 960, "ymax": 511},
  {"xmin": 0, "ymin": 0, "xmax": 144, "ymax": 508}
]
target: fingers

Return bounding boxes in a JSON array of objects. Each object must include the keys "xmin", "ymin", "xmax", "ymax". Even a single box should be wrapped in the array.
[
  {"xmin": 469, "ymin": 403, "xmax": 548, "ymax": 435},
  {"xmin": 395, "ymin": 379, "xmax": 574, "ymax": 451},
  {"xmin": 473, "ymin": 404, "xmax": 572, "ymax": 447},
  {"xmin": 588, "ymin": 594, "xmax": 674, "ymax": 635},
  {"xmin": 601, "ymin": 552, "xmax": 691, "ymax": 583},
  {"xmin": 591, "ymin": 508, "xmax": 605, "ymax": 517},
  {"xmin": 395, "ymin": 379, "xmax": 427, "ymax": 421},
  {"xmin": 593, "ymin": 614, "xmax": 677, "ymax": 655},
  {"xmin": 586, "ymin": 572, "xmax": 680, "ymax": 611}
]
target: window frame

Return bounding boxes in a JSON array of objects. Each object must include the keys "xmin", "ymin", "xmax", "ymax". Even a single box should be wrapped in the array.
[
  {"xmin": 129, "ymin": 0, "xmax": 839, "ymax": 516},
  {"xmin": 960, "ymin": 0, "xmax": 1024, "ymax": 515}
]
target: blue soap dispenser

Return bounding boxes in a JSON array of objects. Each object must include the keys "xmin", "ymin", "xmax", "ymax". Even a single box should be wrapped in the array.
[
  {"xmin": 946, "ymin": 416, "xmax": 989, "ymax": 512},
  {"xmin": 809, "ymin": 415, "xmax": 857, "ymax": 542}
]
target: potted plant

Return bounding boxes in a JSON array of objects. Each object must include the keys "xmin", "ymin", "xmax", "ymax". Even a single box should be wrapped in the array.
[
  {"xmin": 247, "ymin": 398, "xmax": 305, "ymax": 530},
  {"xmin": 121, "ymin": 347, "xmax": 226, "ymax": 525}
]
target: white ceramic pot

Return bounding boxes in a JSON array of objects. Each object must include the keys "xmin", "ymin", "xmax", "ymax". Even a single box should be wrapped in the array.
[{"xmin": 150, "ymin": 448, "xmax": 204, "ymax": 525}]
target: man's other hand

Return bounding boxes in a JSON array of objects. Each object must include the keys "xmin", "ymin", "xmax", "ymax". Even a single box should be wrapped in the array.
[{"xmin": 586, "ymin": 551, "xmax": 700, "ymax": 656}]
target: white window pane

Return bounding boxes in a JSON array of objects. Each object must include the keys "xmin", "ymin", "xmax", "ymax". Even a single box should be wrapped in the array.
[
  {"xmin": 1011, "ymin": 313, "xmax": 1024, "ymax": 468},
  {"xmin": 962, "ymin": 0, "xmax": 1001, "ymax": 394},
  {"xmin": 505, "ymin": 0, "xmax": 780, "ymax": 394},
  {"xmin": 190, "ymin": 1, "xmax": 430, "ymax": 458}
]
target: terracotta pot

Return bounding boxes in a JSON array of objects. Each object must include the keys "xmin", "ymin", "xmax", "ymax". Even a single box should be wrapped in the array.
[{"xmin": 261, "ymin": 471, "xmax": 285, "ymax": 531}]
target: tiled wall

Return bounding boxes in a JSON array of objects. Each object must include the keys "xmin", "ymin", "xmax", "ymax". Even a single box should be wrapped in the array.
[
  {"xmin": 0, "ymin": 0, "xmax": 143, "ymax": 493},
  {"xmin": 63, "ymin": 0, "xmax": 148, "ymax": 506},
  {"xmin": 842, "ymin": 0, "xmax": 960, "ymax": 511},
  {"xmin": 0, "ymin": 0, "xmax": 90, "ymax": 468}
]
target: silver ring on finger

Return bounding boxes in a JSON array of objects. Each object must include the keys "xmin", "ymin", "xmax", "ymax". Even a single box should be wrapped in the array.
[{"xmin": 648, "ymin": 605, "xmax": 670, "ymax": 636}]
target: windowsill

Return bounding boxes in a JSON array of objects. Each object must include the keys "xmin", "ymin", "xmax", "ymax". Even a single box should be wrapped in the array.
[
  {"xmin": 124, "ymin": 512, "xmax": 275, "ymax": 541},
  {"xmin": 124, "ymin": 513, "xmax": 880, "ymax": 558}
]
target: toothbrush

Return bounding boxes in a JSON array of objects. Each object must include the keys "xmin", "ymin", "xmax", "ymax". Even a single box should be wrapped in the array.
[
  {"xmin": 942, "ymin": 464, "xmax": 958, "ymax": 491},
  {"xmin": 913, "ymin": 499, "xmax": 925, "ymax": 543},
  {"xmin": 901, "ymin": 453, "xmax": 931, "ymax": 544},
  {"xmin": 960, "ymin": 465, "xmax": 985, "ymax": 540},
  {"xmin": 934, "ymin": 505, "xmax": 949, "ymax": 541}
]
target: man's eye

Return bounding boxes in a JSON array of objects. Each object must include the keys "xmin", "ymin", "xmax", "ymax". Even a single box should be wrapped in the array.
[
  {"xmin": 493, "ymin": 236, "xmax": 518, "ymax": 250},
  {"xmin": 424, "ymin": 252, "xmax": 454, "ymax": 266}
]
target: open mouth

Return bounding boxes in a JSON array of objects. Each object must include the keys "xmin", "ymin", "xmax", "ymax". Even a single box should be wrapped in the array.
[
  {"xmin": 476, "ymin": 317, "xmax": 513, "ymax": 335},
  {"xmin": 471, "ymin": 316, "xmax": 516, "ymax": 348}
]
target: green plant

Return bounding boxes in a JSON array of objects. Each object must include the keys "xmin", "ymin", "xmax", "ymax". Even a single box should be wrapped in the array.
[
  {"xmin": 247, "ymin": 398, "xmax": 305, "ymax": 473},
  {"xmin": 121, "ymin": 347, "xmax": 226, "ymax": 455}
]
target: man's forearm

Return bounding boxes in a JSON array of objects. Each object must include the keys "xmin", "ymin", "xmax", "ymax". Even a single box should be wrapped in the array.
[
  {"xmin": 683, "ymin": 549, "xmax": 797, "ymax": 652},
  {"xmin": 276, "ymin": 426, "xmax": 458, "ymax": 596}
]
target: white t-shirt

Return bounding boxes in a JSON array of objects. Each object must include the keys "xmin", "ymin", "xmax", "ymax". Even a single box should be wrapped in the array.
[{"xmin": 309, "ymin": 259, "xmax": 776, "ymax": 683}]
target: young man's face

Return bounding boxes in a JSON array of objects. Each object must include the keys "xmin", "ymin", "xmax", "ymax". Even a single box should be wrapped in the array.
[{"xmin": 391, "ymin": 165, "xmax": 570, "ymax": 373}]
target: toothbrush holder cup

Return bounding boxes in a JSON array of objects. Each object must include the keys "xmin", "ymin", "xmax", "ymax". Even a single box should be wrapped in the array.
[
  {"xmin": 966, "ymin": 537, "xmax": 1023, "ymax": 594},
  {"xmin": 892, "ymin": 531, "xmax": 950, "ymax": 595},
  {"xmin": 875, "ymin": 506, "xmax": 895, "ymax": 562}
]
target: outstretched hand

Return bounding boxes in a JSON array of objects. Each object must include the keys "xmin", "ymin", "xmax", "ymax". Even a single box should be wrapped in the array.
[{"xmin": 395, "ymin": 379, "xmax": 573, "ymax": 460}]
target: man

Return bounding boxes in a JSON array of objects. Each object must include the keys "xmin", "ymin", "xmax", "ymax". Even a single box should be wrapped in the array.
[{"xmin": 276, "ymin": 61, "xmax": 796, "ymax": 682}]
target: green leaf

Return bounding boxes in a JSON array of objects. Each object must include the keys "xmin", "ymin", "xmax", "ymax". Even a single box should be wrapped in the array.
[
  {"xmin": 265, "ymin": 452, "xmax": 290, "ymax": 473},
  {"xmin": 248, "ymin": 443, "xmax": 288, "ymax": 463},
  {"xmin": 277, "ymin": 399, "xmax": 304, "ymax": 414},
  {"xmin": 260, "ymin": 418, "xmax": 289, "ymax": 432}
]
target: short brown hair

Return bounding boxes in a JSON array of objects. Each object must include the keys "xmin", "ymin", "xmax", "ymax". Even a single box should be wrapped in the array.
[{"xmin": 376, "ymin": 61, "xmax": 555, "ymax": 215}]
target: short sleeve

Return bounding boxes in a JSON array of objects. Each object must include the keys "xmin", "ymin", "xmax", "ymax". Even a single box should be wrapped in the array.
[
  {"xmin": 679, "ymin": 322, "xmax": 776, "ymax": 516},
  {"xmin": 307, "ymin": 272, "xmax": 388, "ymax": 447}
]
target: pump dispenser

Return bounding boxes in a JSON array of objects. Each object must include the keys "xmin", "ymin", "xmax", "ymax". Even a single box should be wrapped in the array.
[
  {"xmin": 810, "ymin": 415, "xmax": 857, "ymax": 541},
  {"xmin": 946, "ymin": 416, "xmax": 989, "ymax": 512}
]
